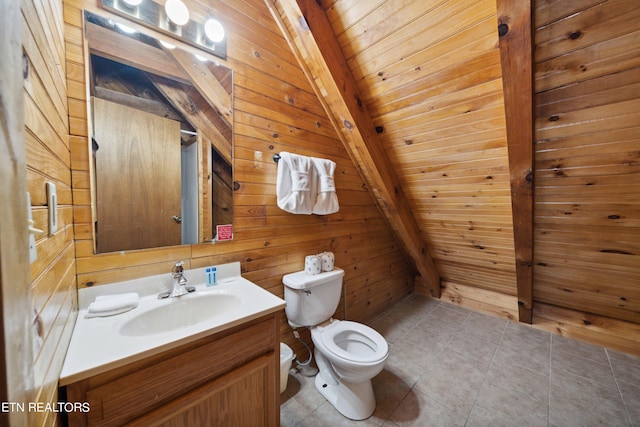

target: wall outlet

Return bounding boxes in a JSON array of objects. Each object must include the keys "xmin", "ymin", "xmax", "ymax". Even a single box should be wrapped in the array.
[{"xmin": 46, "ymin": 182, "xmax": 58, "ymax": 235}]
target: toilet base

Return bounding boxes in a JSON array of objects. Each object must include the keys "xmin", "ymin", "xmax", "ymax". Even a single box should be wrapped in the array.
[{"xmin": 314, "ymin": 372, "xmax": 375, "ymax": 420}]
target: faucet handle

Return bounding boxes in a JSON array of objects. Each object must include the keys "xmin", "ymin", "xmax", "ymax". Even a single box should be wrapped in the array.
[{"xmin": 173, "ymin": 261, "xmax": 185, "ymax": 274}]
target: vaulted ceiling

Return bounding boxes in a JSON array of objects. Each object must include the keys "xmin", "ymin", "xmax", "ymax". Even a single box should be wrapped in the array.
[{"xmin": 265, "ymin": 0, "xmax": 534, "ymax": 321}]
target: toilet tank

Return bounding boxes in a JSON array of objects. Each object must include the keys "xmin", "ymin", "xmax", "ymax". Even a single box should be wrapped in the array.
[{"xmin": 283, "ymin": 268, "xmax": 344, "ymax": 328}]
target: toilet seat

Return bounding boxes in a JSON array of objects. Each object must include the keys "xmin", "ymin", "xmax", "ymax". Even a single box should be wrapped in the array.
[{"xmin": 316, "ymin": 320, "xmax": 388, "ymax": 364}]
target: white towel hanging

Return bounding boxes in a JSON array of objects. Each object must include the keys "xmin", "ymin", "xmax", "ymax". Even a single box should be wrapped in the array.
[
  {"xmin": 276, "ymin": 152, "xmax": 316, "ymax": 214},
  {"xmin": 312, "ymin": 157, "xmax": 339, "ymax": 215}
]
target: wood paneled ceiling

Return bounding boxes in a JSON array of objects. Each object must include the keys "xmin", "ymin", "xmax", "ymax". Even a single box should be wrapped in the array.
[{"xmin": 266, "ymin": 0, "xmax": 534, "ymax": 321}]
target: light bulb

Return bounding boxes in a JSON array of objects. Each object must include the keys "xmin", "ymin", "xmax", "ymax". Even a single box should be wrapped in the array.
[
  {"xmin": 165, "ymin": 0, "xmax": 189, "ymax": 26},
  {"xmin": 204, "ymin": 18, "xmax": 225, "ymax": 43},
  {"xmin": 122, "ymin": 0, "xmax": 143, "ymax": 6},
  {"xmin": 159, "ymin": 40, "xmax": 176, "ymax": 49},
  {"xmin": 194, "ymin": 54, "xmax": 208, "ymax": 62},
  {"xmin": 115, "ymin": 22, "xmax": 137, "ymax": 34}
]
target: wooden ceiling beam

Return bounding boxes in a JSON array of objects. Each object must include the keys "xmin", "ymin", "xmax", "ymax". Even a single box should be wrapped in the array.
[
  {"xmin": 496, "ymin": 0, "xmax": 534, "ymax": 323},
  {"xmin": 149, "ymin": 75, "xmax": 232, "ymax": 165},
  {"xmin": 164, "ymin": 47, "xmax": 233, "ymax": 128},
  {"xmin": 265, "ymin": 0, "xmax": 441, "ymax": 297},
  {"xmin": 86, "ymin": 22, "xmax": 190, "ymax": 84}
]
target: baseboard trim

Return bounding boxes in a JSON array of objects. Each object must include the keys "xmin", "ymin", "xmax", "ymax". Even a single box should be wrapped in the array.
[
  {"xmin": 532, "ymin": 302, "xmax": 640, "ymax": 357},
  {"xmin": 415, "ymin": 279, "xmax": 640, "ymax": 356},
  {"xmin": 436, "ymin": 280, "xmax": 519, "ymax": 321}
]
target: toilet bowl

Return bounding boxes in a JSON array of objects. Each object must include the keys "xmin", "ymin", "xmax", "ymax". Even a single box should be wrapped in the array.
[
  {"xmin": 311, "ymin": 319, "xmax": 388, "ymax": 420},
  {"xmin": 311, "ymin": 319, "xmax": 388, "ymax": 383}
]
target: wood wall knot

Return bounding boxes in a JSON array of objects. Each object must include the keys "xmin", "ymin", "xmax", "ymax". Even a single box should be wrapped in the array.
[
  {"xmin": 375, "ymin": 126, "xmax": 384, "ymax": 133},
  {"xmin": 498, "ymin": 22, "xmax": 509, "ymax": 37},
  {"xmin": 233, "ymin": 181, "xmax": 240, "ymax": 191},
  {"xmin": 343, "ymin": 119, "xmax": 353, "ymax": 130},
  {"xmin": 569, "ymin": 30, "xmax": 583, "ymax": 40}
]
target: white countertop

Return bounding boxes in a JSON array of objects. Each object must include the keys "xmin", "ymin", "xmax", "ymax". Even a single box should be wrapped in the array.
[{"xmin": 59, "ymin": 262, "xmax": 285, "ymax": 386}]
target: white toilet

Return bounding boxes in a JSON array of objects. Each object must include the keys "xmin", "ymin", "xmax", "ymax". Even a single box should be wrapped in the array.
[{"xmin": 283, "ymin": 267, "xmax": 389, "ymax": 420}]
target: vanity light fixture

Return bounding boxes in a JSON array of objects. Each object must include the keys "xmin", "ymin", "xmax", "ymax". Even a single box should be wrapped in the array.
[
  {"xmin": 165, "ymin": 0, "xmax": 189, "ymax": 26},
  {"xmin": 101, "ymin": 0, "xmax": 227, "ymax": 60}
]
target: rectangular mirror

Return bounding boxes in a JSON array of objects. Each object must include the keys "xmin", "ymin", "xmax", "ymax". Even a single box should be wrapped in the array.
[{"xmin": 84, "ymin": 11, "xmax": 233, "ymax": 254}]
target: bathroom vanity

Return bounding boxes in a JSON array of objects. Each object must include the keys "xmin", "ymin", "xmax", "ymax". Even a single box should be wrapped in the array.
[{"xmin": 59, "ymin": 263, "xmax": 285, "ymax": 426}]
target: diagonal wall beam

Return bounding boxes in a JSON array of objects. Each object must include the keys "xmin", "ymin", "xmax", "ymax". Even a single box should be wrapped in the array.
[
  {"xmin": 496, "ymin": 0, "xmax": 534, "ymax": 323},
  {"xmin": 265, "ymin": 0, "xmax": 441, "ymax": 297}
]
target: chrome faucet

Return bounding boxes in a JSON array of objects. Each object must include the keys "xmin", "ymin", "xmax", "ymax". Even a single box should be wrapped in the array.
[{"xmin": 158, "ymin": 261, "xmax": 196, "ymax": 299}]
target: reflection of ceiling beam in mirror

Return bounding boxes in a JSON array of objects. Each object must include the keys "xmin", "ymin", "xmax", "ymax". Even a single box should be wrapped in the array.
[
  {"xmin": 149, "ymin": 75, "xmax": 232, "ymax": 165},
  {"xmin": 94, "ymin": 87, "xmax": 185, "ymax": 123},
  {"xmin": 86, "ymin": 21, "xmax": 190, "ymax": 84},
  {"xmin": 163, "ymin": 47, "xmax": 233, "ymax": 128},
  {"xmin": 86, "ymin": 18, "xmax": 232, "ymax": 142}
]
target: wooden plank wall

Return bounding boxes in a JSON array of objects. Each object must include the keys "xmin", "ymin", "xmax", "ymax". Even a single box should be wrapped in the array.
[
  {"xmin": 532, "ymin": 0, "xmax": 640, "ymax": 353},
  {"xmin": 63, "ymin": 0, "xmax": 414, "ymax": 361},
  {"xmin": 22, "ymin": 0, "xmax": 78, "ymax": 425},
  {"xmin": 322, "ymin": 0, "xmax": 519, "ymax": 316},
  {"xmin": 1, "ymin": 1, "xmax": 33, "ymax": 425}
]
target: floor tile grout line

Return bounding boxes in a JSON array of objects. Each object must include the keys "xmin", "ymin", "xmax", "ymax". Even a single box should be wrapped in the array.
[
  {"xmin": 377, "ymin": 302, "xmax": 458, "ymax": 426},
  {"xmin": 462, "ymin": 318, "xmax": 510, "ymax": 426},
  {"xmin": 389, "ymin": 306, "xmax": 473, "ymax": 419},
  {"xmin": 605, "ymin": 348, "xmax": 634, "ymax": 427}
]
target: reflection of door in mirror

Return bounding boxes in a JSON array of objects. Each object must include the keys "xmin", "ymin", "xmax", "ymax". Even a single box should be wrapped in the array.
[{"xmin": 93, "ymin": 98, "xmax": 181, "ymax": 252}]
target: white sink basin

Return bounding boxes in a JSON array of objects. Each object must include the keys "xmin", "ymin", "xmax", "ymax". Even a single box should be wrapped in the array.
[
  {"xmin": 117, "ymin": 291, "xmax": 242, "ymax": 337},
  {"xmin": 59, "ymin": 263, "xmax": 286, "ymax": 386}
]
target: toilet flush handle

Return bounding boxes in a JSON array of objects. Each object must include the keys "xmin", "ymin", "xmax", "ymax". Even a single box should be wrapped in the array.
[{"xmin": 303, "ymin": 290, "xmax": 312, "ymax": 296}]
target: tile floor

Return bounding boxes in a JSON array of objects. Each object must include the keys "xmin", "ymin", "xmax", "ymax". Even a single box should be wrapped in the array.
[{"xmin": 280, "ymin": 294, "xmax": 640, "ymax": 426}]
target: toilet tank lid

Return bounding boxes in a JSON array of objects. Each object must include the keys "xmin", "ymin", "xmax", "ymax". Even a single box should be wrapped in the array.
[{"xmin": 283, "ymin": 268, "xmax": 344, "ymax": 290}]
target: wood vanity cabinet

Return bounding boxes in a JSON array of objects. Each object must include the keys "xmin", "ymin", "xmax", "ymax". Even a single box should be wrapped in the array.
[{"xmin": 62, "ymin": 313, "xmax": 281, "ymax": 426}]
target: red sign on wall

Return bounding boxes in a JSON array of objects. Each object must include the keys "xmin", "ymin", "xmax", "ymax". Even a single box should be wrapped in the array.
[{"xmin": 216, "ymin": 224, "xmax": 233, "ymax": 241}]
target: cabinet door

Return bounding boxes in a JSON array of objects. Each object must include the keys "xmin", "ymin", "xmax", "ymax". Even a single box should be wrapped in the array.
[{"xmin": 127, "ymin": 353, "xmax": 277, "ymax": 427}]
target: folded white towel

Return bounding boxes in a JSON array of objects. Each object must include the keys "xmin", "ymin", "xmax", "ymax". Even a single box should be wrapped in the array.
[
  {"xmin": 276, "ymin": 152, "xmax": 317, "ymax": 214},
  {"xmin": 312, "ymin": 157, "xmax": 339, "ymax": 215},
  {"xmin": 86, "ymin": 292, "xmax": 139, "ymax": 318}
]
